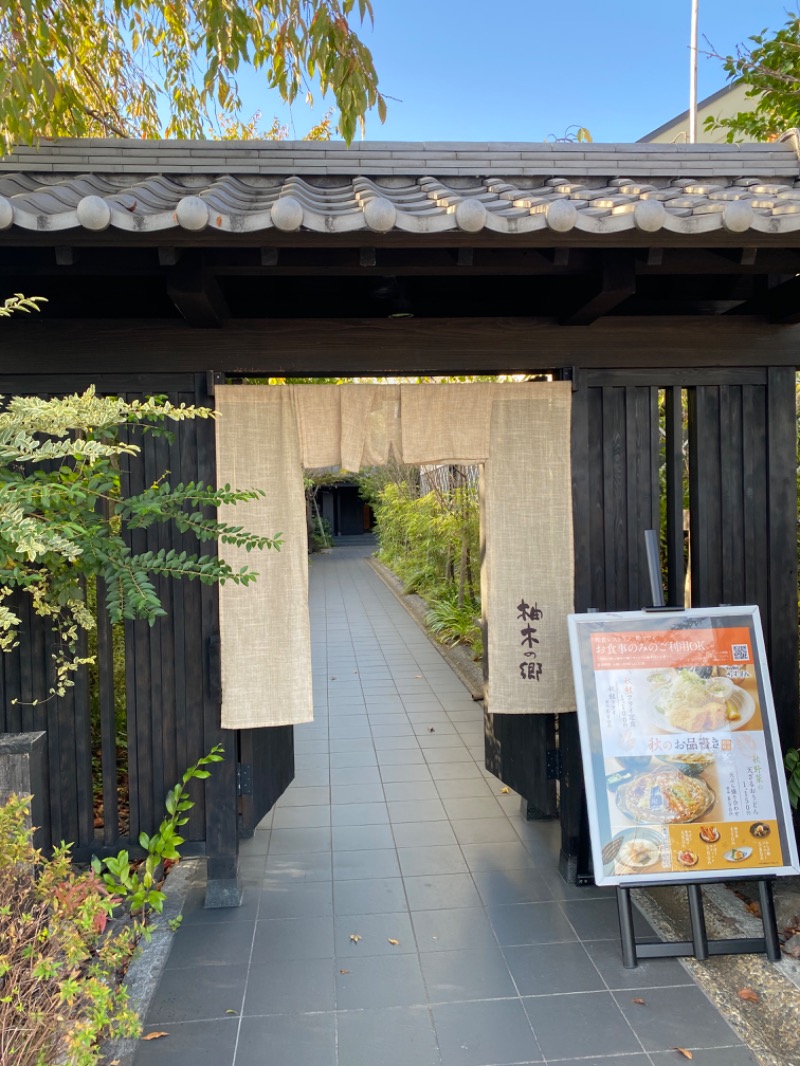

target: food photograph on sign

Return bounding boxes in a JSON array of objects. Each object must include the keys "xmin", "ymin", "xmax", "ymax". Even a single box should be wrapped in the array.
[{"xmin": 568, "ymin": 607, "xmax": 800, "ymax": 886}]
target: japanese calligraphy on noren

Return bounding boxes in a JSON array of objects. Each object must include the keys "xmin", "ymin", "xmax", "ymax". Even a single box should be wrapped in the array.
[
  {"xmin": 518, "ymin": 599, "xmax": 544, "ymax": 681},
  {"xmin": 567, "ymin": 607, "xmax": 799, "ymax": 886}
]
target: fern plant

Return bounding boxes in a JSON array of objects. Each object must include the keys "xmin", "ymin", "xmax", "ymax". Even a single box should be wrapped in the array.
[{"xmin": 0, "ymin": 387, "xmax": 278, "ymax": 698}]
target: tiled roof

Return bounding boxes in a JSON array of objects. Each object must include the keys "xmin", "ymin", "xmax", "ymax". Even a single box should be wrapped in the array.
[{"xmin": 0, "ymin": 138, "xmax": 799, "ymax": 237}]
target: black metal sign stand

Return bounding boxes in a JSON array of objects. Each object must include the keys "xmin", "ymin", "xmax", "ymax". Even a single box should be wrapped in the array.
[
  {"xmin": 615, "ymin": 532, "xmax": 783, "ymax": 968},
  {"xmin": 617, "ymin": 878, "xmax": 782, "ymax": 968}
]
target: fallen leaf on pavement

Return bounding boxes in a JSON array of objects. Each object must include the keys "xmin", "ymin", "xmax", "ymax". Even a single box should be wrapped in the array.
[
  {"xmin": 388, "ymin": 938, "xmax": 400, "ymax": 945},
  {"xmin": 745, "ymin": 901, "xmax": 762, "ymax": 917},
  {"xmin": 631, "ymin": 998, "xmax": 646, "ymax": 1005},
  {"xmin": 500, "ymin": 787, "xmax": 510, "ymax": 794},
  {"xmin": 349, "ymin": 933, "xmax": 362, "ymax": 943},
  {"xmin": 738, "ymin": 988, "xmax": 760, "ymax": 1003},
  {"xmin": 339, "ymin": 969, "xmax": 349, "ymax": 974},
  {"xmin": 225, "ymin": 1009, "xmax": 238, "ymax": 1015},
  {"xmin": 142, "ymin": 1032, "xmax": 169, "ymax": 1041},
  {"xmin": 675, "ymin": 1050, "xmax": 693, "ymax": 1060}
]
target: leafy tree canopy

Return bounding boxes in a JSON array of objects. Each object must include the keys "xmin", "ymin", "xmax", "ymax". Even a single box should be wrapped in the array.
[
  {"xmin": 706, "ymin": 14, "xmax": 800, "ymax": 141},
  {"xmin": 0, "ymin": 0, "xmax": 385, "ymax": 151}
]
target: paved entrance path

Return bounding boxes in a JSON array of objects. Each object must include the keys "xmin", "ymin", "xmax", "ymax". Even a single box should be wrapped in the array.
[{"xmin": 134, "ymin": 542, "xmax": 757, "ymax": 1066}]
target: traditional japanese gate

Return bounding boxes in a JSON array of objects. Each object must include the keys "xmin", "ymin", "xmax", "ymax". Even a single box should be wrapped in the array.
[{"xmin": 0, "ymin": 139, "xmax": 798, "ymax": 899}]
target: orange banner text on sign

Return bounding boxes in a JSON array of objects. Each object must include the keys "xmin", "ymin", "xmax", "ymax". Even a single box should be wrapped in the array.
[{"xmin": 590, "ymin": 627, "xmax": 753, "ymax": 672}]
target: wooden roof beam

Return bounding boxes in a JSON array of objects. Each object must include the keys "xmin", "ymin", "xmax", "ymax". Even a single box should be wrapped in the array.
[
  {"xmin": 561, "ymin": 252, "xmax": 636, "ymax": 325},
  {"xmin": 166, "ymin": 254, "xmax": 228, "ymax": 328},
  {"xmin": 763, "ymin": 274, "xmax": 800, "ymax": 324}
]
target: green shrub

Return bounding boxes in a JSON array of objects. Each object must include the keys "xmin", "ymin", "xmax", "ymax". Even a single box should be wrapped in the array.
[{"xmin": 0, "ymin": 794, "xmax": 140, "ymax": 1065}]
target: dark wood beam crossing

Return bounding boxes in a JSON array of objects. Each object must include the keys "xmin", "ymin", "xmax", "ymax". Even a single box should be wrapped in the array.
[{"xmin": 562, "ymin": 252, "xmax": 636, "ymax": 325}]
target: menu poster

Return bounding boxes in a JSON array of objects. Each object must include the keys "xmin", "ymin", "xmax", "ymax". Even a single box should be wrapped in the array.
[{"xmin": 568, "ymin": 607, "xmax": 800, "ymax": 886}]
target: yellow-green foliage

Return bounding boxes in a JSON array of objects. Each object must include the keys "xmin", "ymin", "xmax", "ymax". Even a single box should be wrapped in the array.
[
  {"xmin": 0, "ymin": 795, "xmax": 140, "ymax": 1065},
  {"xmin": 0, "ymin": 387, "xmax": 277, "ymax": 699},
  {"xmin": 372, "ymin": 479, "xmax": 482, "ymax": 656}
]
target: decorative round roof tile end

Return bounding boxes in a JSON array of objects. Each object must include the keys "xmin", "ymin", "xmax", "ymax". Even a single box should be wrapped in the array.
[
  {"xmin": 633, "ymin": 199, "xmax": 666, "ymax": 233},
  {"xmin": 363, "ymin": 196, "xmax": 397, "ymax": 233},
  {"xmin": 0, "ymin": 196, "xmax": 13, "ymax": 230},
  {"xmin": 723, "ymin": 200, "xmax": 754, "ymax": 233},
  {"xmin": 76, "ymin": 195, "xmax": 111, "ymax": 231},
  {"xmin": 176, "ymin": 195, "xmax": 209, "ymax": 231},
  {"xmin": 455, "ymin": 198, "xmax": 487, "ymax": 233},
  {"xmin": 271, "ymin": 196, "xmax": 304, "ymax": 232},
  {"xmin": 545, "ymin": 199, "xmax": 577, "ymax": 233}
]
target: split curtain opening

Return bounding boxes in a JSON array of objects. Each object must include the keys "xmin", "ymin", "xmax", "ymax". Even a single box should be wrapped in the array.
[{"xmin": 215, "ymin": 383, "xmax": 575, "ymax": 729}]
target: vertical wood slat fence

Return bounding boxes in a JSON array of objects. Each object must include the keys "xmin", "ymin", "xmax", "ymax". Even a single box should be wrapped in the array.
[
  {"xmin": 483, "ymin": 367, "xmax": 799, "ymax": 878},
  {"xmin": 0, "ymin": 372, "xmax": 293, "ymax": 869}
]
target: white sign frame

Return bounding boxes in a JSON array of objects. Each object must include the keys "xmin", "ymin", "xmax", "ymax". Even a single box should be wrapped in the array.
[{"xmin": 568, "ymin": 606, "xmax": 800, "ymax": 886}]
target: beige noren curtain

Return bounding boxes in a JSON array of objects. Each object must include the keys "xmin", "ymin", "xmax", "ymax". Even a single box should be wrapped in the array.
[{"xmin": 216, "ymin": 382, "xmax": 574, "ymax": 729}]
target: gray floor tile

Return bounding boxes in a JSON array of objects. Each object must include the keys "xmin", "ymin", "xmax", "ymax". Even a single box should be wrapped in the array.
[
  {"xmin": 272, "ymin": 805, "xmax": 331, "ymax": 829},
  {"xmin": 421, "ymin": 944, "xmax": 518, "ymax": 1003},
  {"xmin": 331, "ymin": 823, "xmax": 396, "ymax": 851},
  {"xmin": 333, "ymin": 847, "xmax": 402, "ymax": 880},
  {"xmin": 336, "ymin": 1006, "xmax": 442, "ymax": 1066},
  {"xmin": 398, "ymin": 845, "xmax": 469, "ymax": 877},
  {"xmin": 258, "ymin": 880, "xmax": 333, "ymax": 919},
  {"xmin": 433, "ymin": 999, "xmax": 543, "ymax": 1066},
  {"xmin": 180, "ymin": 885, "xmax": 261, "ymax": 926},
  {"xmin": 523, "ymin": 991, "xmax": 642, "ymax": 1059},
  {"xmin": 488, "ymin": 902, "xmax": 578, "ymax": 946},
  {"xmin": 375, "ymin": 734, "xmax": 423, "ymax": 750},
  {"xmin": 388, "ymin": 798, "xmax": 448, "ymax": 822},
  {"xmin": 331, "ymin": 802, "xmax": 390, "ymax": 826},
  {"xmin": 553, "ymin": 1057, "xmax": 651, "ymax": 1066},
  {"xmin": 650, "ymin": 1049, "xmax": 759, "ymax": 1065},
  {"xmin": 163, "ymin": 921, "xmax": 255, "ymax": 971},
  {"xmin": 418, "ymin": 732, "xmax": 468, "ymax": 748},
  {"xmin": 404, "ymin": 873, "xmax": 483, "ymax": 911},
  {"xmin": 335, "ymin": 952, "xmax": 427, "ymax": 1009},
  {"xmin": 504, "ymin": 941, "xmax": 605, "ymax": 995},
  {"xmin": 330, "ymin": 764, "xmax": 382, "ymax": 785},
  {"xmin": 380, "ymin": 762, "xmax": 435, "ymax": 783},
  {"xmin": 441, "ymin": 796, "xmax": 506, "ymax": 820},
  {"xmin": 450, "ymin": 817, "xmax": 521, "ymax": 845},
  {"xmin": 429, "ymin": 760, "xmax": 484, "ymax": 779},
  {"xmin": 269, "ymin": 826, "xmax": 332, "ymax": 853},
  {"xmin": 235, "ymin": 1013, "xmax": 336, "ymax": 1066},
  {"xmin": 334, "ymin": 876, "xmax": 409, "ymax": 915},
  {"xmin": 561, "ymin": 896, "xmax": 651, "ymax": 941},
  {"xmin": 252, "ymin": 915, "xmax": 335, "ymax": 961},
  {"xmin": 383, "ymin": 780, "xmax": 440, "ymax": 802},
  {"xmin": 471, "ymin": 869, "xmax": 561, "ymax": 907},
  {"xmin": 377, "ymin": 746, "xmax": 426, "ymax": 765},
  {"xmin": 276, "ymin": 785, "xmax": 331, "ymax": 807},
  {"xmin": 460, "ymin": 842, "xmax": 537, "ymax": 872},
  {"xmin": 392, "ymin": 820, "xmax": 458, "ymax": 848},
  {"xmin": 435, "ymin": 778, "xmax": 498, "ymax": 799},
  {"xmin": 329, "ymin": 749, "xmax": 378, "ymax": 768},
  {"xmin": 134, "ymin": 1019, "xmax": 237, "ymax": 1066},
  {"xmin": 264, "ymin": 851, "xmax": 333, "ymax": 882},
  {"xmin": 412, "ymin": 906, "xmax": 499, "ymax": 953},
  {"xmin": 614, "ymin": 985, "xmax": 744, "ymax": 1052},
  {"xmin": 146, "ymin": 962, "xmax": 247, "ymax": 1022},
  {"xmin": 330, "ymin": 736, "xmax": 375, "ymax": 753},
  {"xmin": 331, "ymin": 782, "xmax": 386, "ymax": 804},
  {"xmin": 243, "ymin": 957, "xmax": 335, "ymax": 1015},
  {"xmin": 583, "ymin": 938, "xmax": 694, "ymax": 990},
  {"xmin": 334, "ymin": 911, "xmax": 416, "ymax": 955},
  {"xmin": 423, "ymin": 746, "xmax": 475, "ymax": 764}
]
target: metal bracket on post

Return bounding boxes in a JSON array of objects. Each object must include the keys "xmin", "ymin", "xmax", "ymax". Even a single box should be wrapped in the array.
[{"xmin": 206, "ymin": 370, "xmax": 225, "ymax": 397}]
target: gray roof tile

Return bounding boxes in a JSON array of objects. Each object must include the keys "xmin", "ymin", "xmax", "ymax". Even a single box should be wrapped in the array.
[{"xmin": 0, "ymin": 138, "xmax": 798, "ymax": 236}]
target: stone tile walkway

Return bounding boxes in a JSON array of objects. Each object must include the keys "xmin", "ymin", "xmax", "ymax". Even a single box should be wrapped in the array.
[{"xmin": 134, "ymin": 540, "xmax": 758, "ymax": 1066}]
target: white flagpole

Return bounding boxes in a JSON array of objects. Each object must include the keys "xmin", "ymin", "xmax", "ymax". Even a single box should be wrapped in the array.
[{"xmin": 689, "ymin": 0, "xmax": 699, "ymax": 143}]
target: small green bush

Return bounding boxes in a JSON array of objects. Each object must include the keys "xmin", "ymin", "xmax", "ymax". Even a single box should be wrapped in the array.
[{"xmin": 0, "ymin": 794, "xmax": 140, "ymax": 1065}]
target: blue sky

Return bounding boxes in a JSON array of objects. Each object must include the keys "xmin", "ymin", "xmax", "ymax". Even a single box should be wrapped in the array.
[{"xmin": 238, "ymin": 1, "xmax": 797, "ymax": 142}]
